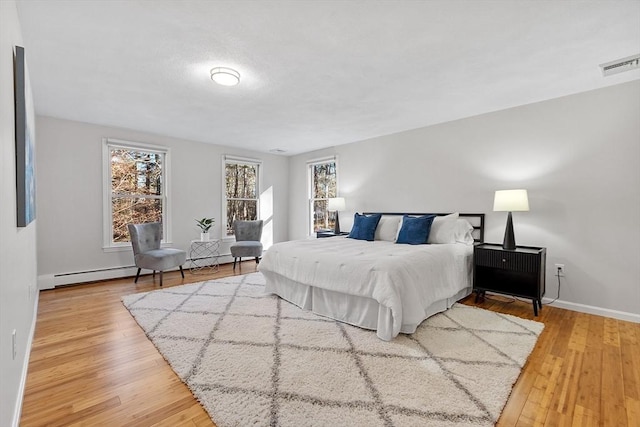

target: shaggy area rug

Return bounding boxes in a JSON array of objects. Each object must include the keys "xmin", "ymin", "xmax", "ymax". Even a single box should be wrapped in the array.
[{"xmin": 122, "ymin": 273, "xmax": 543, "ymax": 427}]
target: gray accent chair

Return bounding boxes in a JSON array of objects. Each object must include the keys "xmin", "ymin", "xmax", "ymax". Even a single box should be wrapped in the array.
[
  {"xmin": 230, "ymin": 220, "xmax": 264, "ymax": 270},
  {"xmin": 128, "ymin": 222, "xmax": 186, "ymax": 286}
]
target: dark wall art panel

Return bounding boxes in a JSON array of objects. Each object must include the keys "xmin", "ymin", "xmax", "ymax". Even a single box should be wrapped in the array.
[{"xmin": 14, "ymin": 45, "xmax": 36, "ymax": 227}]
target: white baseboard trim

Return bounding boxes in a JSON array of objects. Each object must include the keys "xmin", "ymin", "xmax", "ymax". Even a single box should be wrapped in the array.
[
  {"xmin": 12, "ymin": 290, "xmax": 39, "ymax": 427},
  {"xmin": 37, "ymin": 254, "xmax": 239, "ymax": 288},
  {"xmin": 37, "ymin": 274, "xmax": 55, "ymax": 290},
  {"xmin": 40, "ymin": 263, "xmax": 638, "ymax": 323},
  {"xmin": 477, "ymin": 292, "xmax": 639, "ymax": 323},
  {"xmin": 542, "ymin": 297, "xmax": 640, "ymax": 323}
]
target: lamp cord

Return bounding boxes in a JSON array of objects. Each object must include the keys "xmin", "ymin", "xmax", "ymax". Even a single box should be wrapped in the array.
[
  {"xmin": 483, "ymin": 267, "xmax": 562, "ymax": 306},
  {"xmin": 542, "ymin": 267, "xmax": 562, "ymax": 306}
]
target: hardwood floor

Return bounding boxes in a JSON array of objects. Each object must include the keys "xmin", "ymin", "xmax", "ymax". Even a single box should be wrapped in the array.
[
  {"xmin": 459, "ymin": 294, "xmax": 639, "ymax": 427},
  {"xmin": 21, "ymin": 264, "xmax": 639, "ymax": 426}
]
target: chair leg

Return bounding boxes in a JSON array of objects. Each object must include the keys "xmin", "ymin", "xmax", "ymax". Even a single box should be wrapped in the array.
[
  {"xmin": 179, "ymin": 265, "xmax": 184, "ymax": 278},
  {"xmin": 153, "ymin": 270, "xmax": 156, "ymax": 279},
  {"xmin": 134, "ymin": 268, "xmax": 141, "ymax": 283},
  {"xmin": 159, "ymin": 271, "xmax": 163, "ymax": 287},
  {"xmin": 233, "ymin": 257, "xmax": 237, "ymax": 270}
]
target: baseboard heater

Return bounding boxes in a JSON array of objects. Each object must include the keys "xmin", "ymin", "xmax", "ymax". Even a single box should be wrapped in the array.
[
  {"xmin": 55, "ymin": 264, "xmax": 137, "ymax": 278},
  {"xmin": 39, "ymin": 253, "xmax": 234, "ymax": 289}
]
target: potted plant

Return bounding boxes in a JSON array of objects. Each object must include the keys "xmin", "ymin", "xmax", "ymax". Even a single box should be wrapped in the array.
[{"xmin": 196, "ymin": 217, "xmax": 215, "ymax": 241}]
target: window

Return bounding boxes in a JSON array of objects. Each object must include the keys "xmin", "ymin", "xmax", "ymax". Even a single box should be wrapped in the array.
[
  {"xmin": 103, "ymin": 139, "xmax": 170, "ymax": 248},
  {"xmin": 308, "ymin": 157, "xmax": 337, "ymax": 234},
  {"xmin": 224, "ymin": 156, "xmax": 260, "ymax": 236}
]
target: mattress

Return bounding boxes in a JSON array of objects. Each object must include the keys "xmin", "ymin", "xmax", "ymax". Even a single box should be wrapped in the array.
[{"xmin": 258, "ymin": 236, "xmax": 473, "ymax": 340}]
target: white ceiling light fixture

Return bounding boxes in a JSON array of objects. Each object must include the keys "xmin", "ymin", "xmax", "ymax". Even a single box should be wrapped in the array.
[{"xmin": 210, "ymin": 67, "xmax": 240, "ymax": 86}]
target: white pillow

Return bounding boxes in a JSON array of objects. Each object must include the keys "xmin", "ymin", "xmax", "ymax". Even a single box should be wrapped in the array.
[
  {"xmin": 427, "ymin": 213, "xmax": 459, "ymax": 244},
  {"xmin": 375, "ymin": 216, "xmax": 402, "ymax": 242},
  {"xmin": 454, "ymin": 219, "xmax": 475, "ymax": 244}
]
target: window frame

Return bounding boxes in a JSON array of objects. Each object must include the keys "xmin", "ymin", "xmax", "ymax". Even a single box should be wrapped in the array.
[
  {"xmin": 307, "ymin": 156, "xmax": 339, "ymax": 235},
  {"xmin": 102, "ymin": 138, "xmax": 172, "ymax": 251},
  {"xmin": 222, "ymin": 155, "xmax": 262, "ymax": 239}
]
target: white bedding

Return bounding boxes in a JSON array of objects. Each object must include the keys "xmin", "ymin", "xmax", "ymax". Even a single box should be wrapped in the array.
[{"xmin": 258, "ymin": 236, "xmax": 473, "ymax": 340}]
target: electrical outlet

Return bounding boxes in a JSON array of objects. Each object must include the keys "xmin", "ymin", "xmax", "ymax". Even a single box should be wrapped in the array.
[
  {"xmin": 12, "ymin": 330, "xmax": 17, "ymax": 360},
  {"xmin": 555, "ymin": 264, "xmax": 565, "ymax": 277}
]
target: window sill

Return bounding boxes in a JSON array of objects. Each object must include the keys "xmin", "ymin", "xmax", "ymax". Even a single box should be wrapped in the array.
[{"xmin": 102, "ymin": 242, "xmax": 175, "ymax": 253}]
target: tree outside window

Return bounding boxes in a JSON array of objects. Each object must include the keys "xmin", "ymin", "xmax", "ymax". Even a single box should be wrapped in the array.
[
  {"xmin": 225, "ymin": 159, "xmax": 259, "ymax": 236},
  {"xmin": 104, "ymin": 140, "xmax": 168, "ymax": 247},
  {"xmin": 310, "ymin": 160, "xmax": 337, "ymax": 233}
]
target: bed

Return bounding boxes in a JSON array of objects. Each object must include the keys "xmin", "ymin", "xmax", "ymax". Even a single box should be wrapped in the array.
[{"xmin": 259, "ymin": 212, "xmax": 485, "ymax": 340}]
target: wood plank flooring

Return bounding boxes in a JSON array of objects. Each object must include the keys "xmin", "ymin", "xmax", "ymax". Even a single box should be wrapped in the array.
[{"xmin": 20, "ymin": 263, "xmax": 639, "ymax": 426}]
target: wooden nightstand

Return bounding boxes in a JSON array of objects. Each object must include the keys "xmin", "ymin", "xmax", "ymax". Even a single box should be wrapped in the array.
[
  {"xmin": 473, "ymin": 243, "xmax": 546, "ymax": 316},
  {"xmin": 316, "ymin": 230, "xmax": 350, "ymax": 238}
]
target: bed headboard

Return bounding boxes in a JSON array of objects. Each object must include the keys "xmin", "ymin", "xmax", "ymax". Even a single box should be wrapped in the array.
[{"xmin": 363, "ymin": 212, "xmax": 485, "ymax": 243}]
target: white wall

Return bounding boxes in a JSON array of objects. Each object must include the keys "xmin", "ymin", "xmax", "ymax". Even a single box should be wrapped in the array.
[
  {"xmin": 0, "ymin": 1, "xmax": 39, "ymax": 426},
  {"xmin": 36, "ymin": 116, "xmax": 289, "ymax": 284},
  {"xmin": 289, "ymin": 81, "xmax": 640, "ymax": 319}
]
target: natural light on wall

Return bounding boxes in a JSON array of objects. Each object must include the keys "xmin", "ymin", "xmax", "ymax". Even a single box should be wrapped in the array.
[
  {"xmin": 260, "ymin": 186, "xmax": 274, "ymax": 250},
  {"xmin": 478, "ymin": 138, "xmax": 569, "ymax": 182}
]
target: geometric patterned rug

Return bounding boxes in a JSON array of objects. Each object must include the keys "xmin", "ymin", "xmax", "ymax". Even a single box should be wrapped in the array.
[{"xmin": 122, "ymin": 273, "xmax": 544, "ymax": 427}]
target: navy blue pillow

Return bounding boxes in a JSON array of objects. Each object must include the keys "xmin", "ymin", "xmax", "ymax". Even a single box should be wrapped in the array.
[
  {"xmin": 396, "ymin": 215, "xmax": 436, "ymax": 245},
  {"xmin": 348, "ymin": 213, "xmax": 382, "ymax": 241}
]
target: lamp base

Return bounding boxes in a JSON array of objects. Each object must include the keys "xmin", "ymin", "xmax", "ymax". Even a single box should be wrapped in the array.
[
  {"xmin": 502, "ymin": 211, "xmax": 516, "ymax": 250},
  {"xmin": 333, "ymin": 212, "xmax": 341, "ymax": 234}
]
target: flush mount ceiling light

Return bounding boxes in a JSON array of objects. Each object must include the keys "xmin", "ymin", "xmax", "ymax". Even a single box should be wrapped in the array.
[{"xmin": 210, "ymin": 67, "xmax": 240, "ymax": 86}]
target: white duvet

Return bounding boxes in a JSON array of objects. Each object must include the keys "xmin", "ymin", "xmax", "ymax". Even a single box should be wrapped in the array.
[{"xmin": 259, "ymin": 236, "xmax": 473, "ymax": 339}]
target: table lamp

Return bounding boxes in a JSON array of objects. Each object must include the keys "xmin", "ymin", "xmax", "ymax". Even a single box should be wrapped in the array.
[
  {"xmin": 493, "ymin": 189, "xmax": 529, "ymax": 250},
  {"xmin": 327, "ymin": 197, "xmax": 346, "ymax": 234}
]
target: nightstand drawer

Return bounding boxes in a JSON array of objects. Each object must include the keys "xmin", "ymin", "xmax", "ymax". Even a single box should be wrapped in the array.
[{"xmin": 474, "ymin": 249, "xmax": 539, "ymax": 273}]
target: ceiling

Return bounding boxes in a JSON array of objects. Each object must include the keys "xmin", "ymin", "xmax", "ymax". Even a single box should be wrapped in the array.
[{"xmin": 16, "ymin": 1, "xmax": 640, "ymax": 156}]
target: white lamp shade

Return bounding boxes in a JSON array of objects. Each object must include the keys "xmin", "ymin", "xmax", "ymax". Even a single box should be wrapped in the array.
[
  {"xmin": 493, "ymin": 189, "xmax": 529, "ymax": 212},
  {"xmin": 327, "ymin": 197, "xmax": 346, "ymax": 211}
]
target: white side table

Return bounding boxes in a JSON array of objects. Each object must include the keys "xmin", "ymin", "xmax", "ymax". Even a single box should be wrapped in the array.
[{"xmin": 189, "ymin": 239, "xmax": 220, "ymax": 273}]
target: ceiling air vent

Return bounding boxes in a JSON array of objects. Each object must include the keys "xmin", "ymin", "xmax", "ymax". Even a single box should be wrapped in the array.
[{"xmin": 599, "ymin": 54, "xmax": 640, "ymax": 77}]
